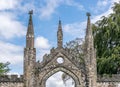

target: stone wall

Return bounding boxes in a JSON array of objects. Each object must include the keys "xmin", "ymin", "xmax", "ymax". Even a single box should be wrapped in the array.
[
  {"xmin": 0, "ymin": 74, "xmax": 120, "ymax": 87},
  {"xmin": 1, "ymin": 81, "xmax": 120, "ymax": 87},
  {"xmin": 97, "ymin": 82, "xmax": 120, "ymax": 87},
  {"xmin": 0, "ymin": 82, "xmax": 23, "ymax": 87},
  {"xmin": 0, "ymin": 75, "xmax": 23, "ymax": 87},
  {"xmin": 97, "ymin": 74, "xmax": 120, "ymax": 87}
]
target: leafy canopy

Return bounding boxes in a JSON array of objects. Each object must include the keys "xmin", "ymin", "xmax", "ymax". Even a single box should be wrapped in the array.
[
  {"xmin": 0, "ymin": 62, "xmax": 10, "ymax": 75},
  {"xmin": 93, "ymin": 2, "xmax": 120, "ymax": 75}
]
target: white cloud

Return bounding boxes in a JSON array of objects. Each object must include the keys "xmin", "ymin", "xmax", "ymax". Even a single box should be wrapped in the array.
[
  {"xmin": 97, "ymin": 0, "xmax": 109, "ymax": 7},
  {"xmin": 63, "ymin": 9, "xmax": 111, "ymax": 38},
  {"xmin": 37, "ymin": 49, "xmax": 50, "ymax": 62},
  {"xmin": 0, "ymin": 36, "xmax": 51, "ymax": 73},
  {"xmin": 0, "ymin": 41, "xmax": 23, "ymax": 64},
  {"xmin": 35, "ymin": 36, "xmax": 51, "ymax": 62},
  {"xmin": 91, "ymin": 0, "xmax": 120, "ymax": 23},
  {"xmin": 65, "ymin": 0, "xmax": 84, "ymax": 10},
  {"xmin": 63, "ymin": 21, "xmax": 86, "ymax": 38},
  {"xmin": 112, "ymin": 0, "xmax": 120, "ymax": 3},
  {"xmin": 46, "ymin": 71, "xmax": 74, "ymax": 87},
  {"xmin": 91, "ymin": 9, "xmax": 112, "ymax": 23},
  {"xmin": 40, "ymin": 0, "xmax": 63, "ymax": 19},
  {"xmin": 0, "ymin": 0, "xmax": 27, "ymax": 40},
  {"xmin": 0, "ymin": 0, "xmax": 84, "ymax": 20},
  {"xmin": 35, "ymin": 36, "xmax": 51, "ymax": 49},
  {"xmin": 46, "ymin": 72, "xmax": 64, "ymax": 87},
  {"xmin": 0, "ymin": 0, "xmax": 36, "ymax": 13},
  {"xmin": 18, "ymin": 1, "xmax": 37, "ymax": 14},
  {"xmin": 91, "ymin": 0, "xmax": 120, "ymax": 14},
  {"xmin": 63, "ymin": 0, "xmax": 120, "ymax": 38},
  {"xmin": 0, "ymin": 12, "xmax": 26, "ymax": 39},
  {"xmin": 91, "ymin": 0, "xmax": 111, "ymax": 13},
  {"xmin": 39, "ymin": 0, "xmax": 84, "ymax": 19},
  {"xmin": 0, "ymin": 0, "xmax": 20, "ymax": 10}
]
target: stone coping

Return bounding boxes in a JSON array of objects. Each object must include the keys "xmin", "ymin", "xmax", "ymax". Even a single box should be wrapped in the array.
[
  {"xmin": 0, "ymin": 74, "xmax": 120, "ymax": 83},
  {"xmin": 0, "ymin": 75, "xmax": 23, "ymax": 82}
]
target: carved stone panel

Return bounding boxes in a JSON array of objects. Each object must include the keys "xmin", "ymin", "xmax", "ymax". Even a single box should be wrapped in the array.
[{"xmin": 35, "ymin": 48, "xmax": 86, "ymax": 87}]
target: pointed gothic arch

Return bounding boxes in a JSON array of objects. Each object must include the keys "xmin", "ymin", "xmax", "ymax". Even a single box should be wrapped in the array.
[
  {"xmin": 41, "ymin": 67, "xmax": 80, "ymax": 87},
  {"xmin": 35, "ymin": 47, "xmax": 84, "ymax": 87}
]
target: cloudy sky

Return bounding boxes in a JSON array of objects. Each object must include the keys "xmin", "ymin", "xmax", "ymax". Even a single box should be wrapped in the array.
[
  {"xmin": 46, "ymin": 71, "xmax": 74, "ymax": 87},
  {"xmin": 0, "ymin": 0, "xmax": 119, "ymax": 79}
]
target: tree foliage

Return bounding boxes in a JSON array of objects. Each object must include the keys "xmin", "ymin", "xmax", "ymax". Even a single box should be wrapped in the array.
[
  {"xmin": 93, "ymin": 2, "xmax": 120, "ymax": 75},
  {"xmin": 62, "ymin": 38, "xmax": 84, "ymax": 85},
  {"xmin": 0, "ymin": 62, "xmax": 10, "ymax": 75},
  {"xmin": 64, "ymin": 38, "xmax": 84, "ymax": 62}
]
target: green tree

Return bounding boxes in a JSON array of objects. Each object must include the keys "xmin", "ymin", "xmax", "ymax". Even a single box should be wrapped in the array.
[
  {"xmin": 93, "ymin": 2, "xmax": 120, "ymax": 75},
  {"xmin": 0, "ymin": 62, "xmax": 10, "ymax": 75},
  {"xmin": 62, "ymin": 38, "xmax": 84, "ymax": 85}
]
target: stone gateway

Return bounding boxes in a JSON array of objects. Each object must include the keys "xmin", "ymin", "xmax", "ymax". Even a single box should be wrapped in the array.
[{"xmin": 0, "ymin": 11, "xmax": 120, "ymax": 87}]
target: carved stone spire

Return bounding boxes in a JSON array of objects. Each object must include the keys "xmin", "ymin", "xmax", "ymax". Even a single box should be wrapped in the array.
[
  {"xmin": 57, "ymin": 20, "xmax": 63, "ymax": 48},
  {"xmin": 85, "ymin": 12, "xmax": 94, "ymax": 54},
  {"xmin": 26, "ymin": 10, "xmax": 34, "ymax": 48},
  {"xmin": 24, "ymin": 10, "xmax": 36, "ymax": 87},
  {"xmin": 85, "ymin": 12, "xmax": 97, "ymax": 87}
]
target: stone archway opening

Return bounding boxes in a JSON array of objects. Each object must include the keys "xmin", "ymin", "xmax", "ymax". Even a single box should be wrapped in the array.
[
  {"xmin": 41, "ymin": 67, "xmax": 81, "ymax": 87},
  {"xmin": 46, "ymin": 71, "xmax": 75, "ymax": 87}
]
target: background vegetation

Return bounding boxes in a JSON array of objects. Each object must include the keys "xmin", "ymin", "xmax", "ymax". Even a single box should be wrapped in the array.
[
  {"xmin": 93, "ymin": 2, "xmax": 120, "ymax": 75},
  {"xmin": 0, "ymin": 62, "xmax": 10, "ymax": 75}
]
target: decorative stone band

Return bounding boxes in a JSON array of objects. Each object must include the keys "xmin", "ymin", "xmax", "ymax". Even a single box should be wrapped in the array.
[
  {"xmin": 0, "ymin": 75, "xmax": 23, "ymax": 82},
  {"xmin": 1, "ymin": 74, "xmax": 120, "ymax": 83},
  {"xmin": 97, "ymin": 74, "xmax": 120, "ymax": 82}
]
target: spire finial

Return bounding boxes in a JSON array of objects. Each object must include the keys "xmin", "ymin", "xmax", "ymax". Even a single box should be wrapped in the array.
[
  {"xmin": 59, "ymin": 17, "xmax": 61, "ymax": 24},
  {"xmin": 86, "ymin": 12, "xmax": 92, "ymax": 37},
  {"xmin": 86, "ymin": 12, "xmax": 91, "ymax": 17},
  {"xmin": 28, "ymin": 10, "xmax": 33, "ymax": 25},
  {"xmin": 58, "ymin": 19, "xmax": 62, "ymax": 30},
  {"xmin": 59, "ymin": 20, "xmax": 61, "ymax": 25},
  {"xmin": 86, "ymin": 12, "xmax": 91, "ymax": 26},
  {"xmin": 29, "ymin": 10, "xmax": 33, "ymax": 15}
]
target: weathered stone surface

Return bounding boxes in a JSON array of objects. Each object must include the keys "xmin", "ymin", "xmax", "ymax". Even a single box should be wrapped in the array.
[
  {"xmin": 1, "ymin": 75, "xmax": 120, "ymax": 87},
  {"xmin": 0, "ymin": 12, "xmax": 120, "ymax": 87},
  {"xmin": 0, "ymin": 75, "xmax": 23, "ymax": 82}
]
